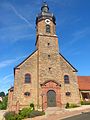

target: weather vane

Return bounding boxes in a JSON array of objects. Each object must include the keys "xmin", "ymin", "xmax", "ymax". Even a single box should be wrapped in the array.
[{"xmin": 42, "ymin": 0, "xmax": 47, "ymax": 4}]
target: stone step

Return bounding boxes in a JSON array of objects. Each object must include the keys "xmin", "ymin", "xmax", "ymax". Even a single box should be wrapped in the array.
[{"xmin": 45, "ymin": 107, "xmax": 65, "ymax": 115}]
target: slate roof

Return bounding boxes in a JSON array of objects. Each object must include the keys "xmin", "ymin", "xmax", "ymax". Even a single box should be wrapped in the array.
[{"xmin": 59, "ymin": 53, "xmax": 78, "ymax": 72}]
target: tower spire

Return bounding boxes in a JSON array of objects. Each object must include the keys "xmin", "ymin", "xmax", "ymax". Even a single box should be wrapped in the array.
[
  {"xmin": 41, "ymin": 1, "xmax": 49, "ymax": 13},
  {"xmin": 36, "ymin": 2, "xmax": 56, "ymax": 25},
  {"xmin": 42, "ymin": 0, "xmax": 46, "ymax": 4}
]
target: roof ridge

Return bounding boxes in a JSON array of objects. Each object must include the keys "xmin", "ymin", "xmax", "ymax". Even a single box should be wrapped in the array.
[{"xmin": 14, "ymin": 49, "xmax": 38, "ymax": 69}]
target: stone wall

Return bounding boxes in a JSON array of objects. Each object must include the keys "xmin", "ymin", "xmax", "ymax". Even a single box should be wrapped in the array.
[
  {"xmin": 8, "ymin": 12, "xmax": 80, "ymax": 112},
  {"xmin": 8, "ymin": 90, "xmax": 14, "ymax": 111},
  {"xmin": 11, "ymin": 50, "xmax": 38, "ymax": 111},
  {"xmin": 60, "ymin": 55, "xmax": 80, "ymax": 106}
]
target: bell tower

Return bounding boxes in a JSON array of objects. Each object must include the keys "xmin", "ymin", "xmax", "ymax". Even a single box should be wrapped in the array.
[
  {"xmin": 36, "ymin": 2, "xmax": 62, "ymax": 108},
  {"xmin": 36, "ymin": 2, "xmax": 57, "ymax": 48},
  {"xmin": 36, "ymin": 2, "xmax": 56, "ymax": 35}
]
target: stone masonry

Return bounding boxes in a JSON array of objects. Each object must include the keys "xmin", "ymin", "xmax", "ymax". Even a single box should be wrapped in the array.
[{"xmin": 8, "ymin": 3, "xmax": 80, "ymax": 112}]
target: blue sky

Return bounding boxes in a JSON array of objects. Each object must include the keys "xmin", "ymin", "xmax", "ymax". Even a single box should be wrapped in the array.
[{"xmin": 0, "ymin": 0, "xmax": 90, "ymax": 93}]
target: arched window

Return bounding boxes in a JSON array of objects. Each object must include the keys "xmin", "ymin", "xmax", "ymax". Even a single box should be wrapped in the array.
[
  {"xmin": 64, "ymin": 75, "xmax": 70, "ymax": 84},
  {"xmin": 25, "ymin": 74, "xmax": 31, "ymax": 83},
  {"xmin": 46, "ymin": 25, "xmax": 50, "ymax": 33}
]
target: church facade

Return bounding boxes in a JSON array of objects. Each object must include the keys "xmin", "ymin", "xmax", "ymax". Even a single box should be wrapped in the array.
[{"xmin": 8, "ymin": 3, "xmax": 80, "ymax": 112}]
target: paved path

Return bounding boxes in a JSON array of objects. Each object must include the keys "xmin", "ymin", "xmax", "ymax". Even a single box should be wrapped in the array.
[
  {"xmin": 0, "ymin": 110, "xmax": 6, "ymax": 120},
  {"xmin": 25, "ymin": 105, "xmax": 90, "ymax": 120},
  {"xmin": 1, "ymin": 106, "xmax": 90, "ymax": 120}
]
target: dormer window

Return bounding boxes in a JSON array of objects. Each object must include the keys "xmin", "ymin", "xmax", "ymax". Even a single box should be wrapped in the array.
[{"xmin": 46, "ymin": 25, "xmax": 50, "ymax": 33}]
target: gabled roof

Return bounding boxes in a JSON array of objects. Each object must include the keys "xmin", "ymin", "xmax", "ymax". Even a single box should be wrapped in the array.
[
  {"xmin": 14, "ymin": 49, "xmax": 37, "ymax": 76},
  {"xmin": 14, "ymin": 49, "xmax": 37, "ymax": 69},
  {"xmin": 59, "ymin": 53, "xmax": 78, "ymax": 72},
  {"xmin": 77, "ymin": 76, "xmax": 90, "ymax": 90}
]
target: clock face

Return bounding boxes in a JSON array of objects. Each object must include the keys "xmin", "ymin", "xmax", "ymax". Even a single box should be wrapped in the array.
[{"xmin": 45, "ymin": 19, "xmax": 50, "ymax": 24}]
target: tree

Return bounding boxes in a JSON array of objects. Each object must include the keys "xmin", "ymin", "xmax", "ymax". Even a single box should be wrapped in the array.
[
  {"xmin": 0, "ymin": 92, "xmax": 5, "ymax": 97},
  {"xmin": 6, "ymin": 93, "xmax": 8, "ymax": 96},
  {"xmin": 0, "ymin": 96, "xmax": 8, "ymax": 110}
]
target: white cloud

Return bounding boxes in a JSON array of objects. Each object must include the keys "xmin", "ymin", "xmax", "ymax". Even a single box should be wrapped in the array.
[
  {"xmin": 0, "ymin": 2, "xmax": 35, "ymax": 43},
  {"xmin": 1, "ymin": 2, "xmax": 32, "ymax": 27},
  {"xmin": 69, "ymin": 27, "xmax": 90, "ymax": 45},
  {"xmin": 0, "ymin": 24, "xmax": 34, "ymax": 43},
  {"xmin": 0, "ymin": 73, "xmax": 14, "ymax": 93},
  {"xmin": 0, "ymin": 60, "xmax": 15, "ymax": 68},
  {"xmin": 3, "ymin": 74, "xmax": 13, "ymax": 81},
  {"xmin": 10, "ymin": 4, "xmax": 32, "ymax": 27},
  {"xmin": 0, "ymin": 55, "xmax": 27, "ymax": 69}
]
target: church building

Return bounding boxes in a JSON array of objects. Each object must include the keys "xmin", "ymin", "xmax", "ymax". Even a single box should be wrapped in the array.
[{"xmin": 8, "ymin": 3, "xmax": 81, "ymax": 112}]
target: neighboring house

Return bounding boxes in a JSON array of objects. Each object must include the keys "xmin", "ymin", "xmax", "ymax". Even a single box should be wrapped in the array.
[
  {"xmin": 0, "ymin": 97, "xmax": 2, "ymax": 102},
  {"xmin": 78, "ymin": 76, "xmax": 90, "ymax": 101},
  {"xmin": 8, "ymin": 2, "xmax": 82, "ymax": 113}
]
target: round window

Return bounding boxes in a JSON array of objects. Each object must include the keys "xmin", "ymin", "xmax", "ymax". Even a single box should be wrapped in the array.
[
  {"xmin": 66, "ymin": 92, "xmax": 71, "ymax": 96},
  {"xmin": 24, "ymin": 92, "xmax": 30, "ymax": 96}
]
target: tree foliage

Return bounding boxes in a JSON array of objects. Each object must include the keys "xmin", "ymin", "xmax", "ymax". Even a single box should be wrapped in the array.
[
  {"xmin": 0, "ymin": 96, "xmax": 8, "ymax": 110},
  {"xmin": 0, "ymin": 92, "xmax": 5, "ymax": 97}
]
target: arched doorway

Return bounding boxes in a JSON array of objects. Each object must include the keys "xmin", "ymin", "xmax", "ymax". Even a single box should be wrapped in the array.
[{"xmin": 47, "ymin": 90, "xmax": 56, "ymax": 107}]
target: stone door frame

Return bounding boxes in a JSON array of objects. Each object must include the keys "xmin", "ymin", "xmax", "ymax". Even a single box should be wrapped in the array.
[{"xmin": 40, "ymin": 80, "xmax": 61, "ymax": 110}]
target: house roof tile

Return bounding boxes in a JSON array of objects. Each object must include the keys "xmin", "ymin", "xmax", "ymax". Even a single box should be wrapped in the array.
[{"xmin": 77, "ymin": 76, "xmax": 90, "ymax": 90}]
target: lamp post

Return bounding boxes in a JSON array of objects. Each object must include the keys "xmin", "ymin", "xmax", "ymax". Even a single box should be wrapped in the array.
[{"xmin": 41, "ymin": 93, "xmax": 45, "ymax": 111}]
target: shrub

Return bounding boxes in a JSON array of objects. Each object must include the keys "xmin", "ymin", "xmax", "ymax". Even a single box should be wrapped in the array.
[
  {"xmin": 4, "ymin": 111, "xmax": 16, "ymax": 120},
  {"xmin": 14, "ymin": 114, "xmax": 22, "ymax": 120},
  {"xmin": 4, "ymin": 111, "xmax": 25, "ymax": 120},
  {"xmin": 30, "ymin": 103, "xmax": 35, "ymax": 110},
  {"xmin": 65, "ymin": 103, "xmax": 79, "ymax": 109},
  {"xmin": 4, "ymin": 110, "xmax": 45, "ymax": 120},
  {"xmin": 19, "ymin": 107, "xmax": 32, "ymax": 119},
  {"xmin": 65, "ymin": 102, "xmax": 69, "ymax": 108},
  {"xmin": 28, "ymin": 110, "xmax": 45, "ymax": 118},
  {"xmin": 69, "ymin": 103, "xmax": 79, "ymax": 108},
  {"xmin": 81, "ymin": 101, "xmax": 90, "ymax": 105},
  {"xmin": 0, "ymin": 96, "xmax": 8, "ymax": 110}
]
